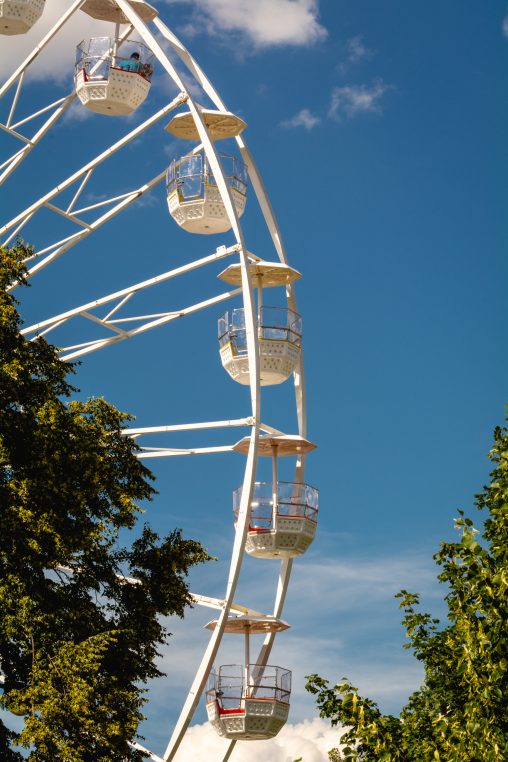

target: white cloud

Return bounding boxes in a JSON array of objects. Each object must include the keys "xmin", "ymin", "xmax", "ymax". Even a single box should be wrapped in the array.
[
  {"xmin": 172, "ymin": 717, "xmax": 343, "ymax": 762},
  {"xmin": 503, "ymin": 13, "xmax": 508, "ymax": 37},
  {"xmin": 170, "ymin": 0, "xmax": 327, "ymax": 48},
  {"xmin": 345, "ymin": 34, "xmax": 372, "ymax": 65},
  {"xmin": 0, "ymin": 1, "xmax": 112, "ymax": 81},
  {"xmin": 281, "ymin": 108, "xmax": 321, "ymax": 130},
  {"xmin": 138, "ymin": 546, "xmax": 437, "ymax": 755},
  {"xmin": 329, "ymin": 79, "xmax": 392, "ymax": 120}
]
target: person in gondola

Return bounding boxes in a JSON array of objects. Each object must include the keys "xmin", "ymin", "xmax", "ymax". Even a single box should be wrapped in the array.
[{"xmin": 119, "ymin": 51, "xmax": 141, "ymax": 72}]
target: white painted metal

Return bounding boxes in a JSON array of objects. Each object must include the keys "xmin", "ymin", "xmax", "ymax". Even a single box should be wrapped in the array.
[
  {"xmin": 80, "ymin": 0, "xmax": 157, "ymax": 23},
  {"xmin": 22, "ymin": 247, "xmax": 240, "ymax": 358},
  {"xmin": 218, "ymin": 261, "xmax": 301, "ymax": 288},
  {"xmin": 0, "ymin": 4, "xmax": 311, "ymax": 761},
  {"xmin": 165, "ymin": 109, "xmax": 247, "ymax": 142},
  {"xmin": 125, "ymin": 420, "xmax": 282, "ymax": 437},
  {"xmin": 204, "ymin": 615, "xmax": 290, "ymax": 635},
  {"xmin": 1, "ymin": 94, "xmax": 187, "ymax": 280}
]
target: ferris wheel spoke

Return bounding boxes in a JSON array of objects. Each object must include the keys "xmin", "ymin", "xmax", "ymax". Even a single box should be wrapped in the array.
[
  {"xmin": 17, "ymin": 173, "xmax": 166, "ymax": 281},
  {"xmin": 7, "ymin": 95, "xmax": 70, "ymax": 131},
  {"xmin": 0, "ymin": 25, "xmax": 139, "ymax": 186},
  {"xmin": 0, "ymin": 145, "xmax": 26, "ymax": 172},
  {"xmin": 0, "ymin": 121, "xmax": 31, "ymax": 144},
  {"xmin": 125, "ymin": 418, "xmax": 292, "ymax": 461},
  {"xmin": 51, "ymin": 287, "xmax": 241, "ymax": 360},
  {"xmin": 1, "ymin": 95, "xmax": 77, "ymax": 186},
  {"xmin": 137, "ymin": 445, "xmax": 235, "ymax": 459},
  {"xmin": 22, "ymin": 241, "xmax": 243, "ymax": 361},
  {"xmin": 1, "ymin": 94, "xmax": 187, "ymax": 257},
  {"xmin": 126, "ymin": 418, "xmax": 253, "ymax": 437},
  {"xmin": 4, "ymin": 69, "xmax": 25, "ymax": 128}
]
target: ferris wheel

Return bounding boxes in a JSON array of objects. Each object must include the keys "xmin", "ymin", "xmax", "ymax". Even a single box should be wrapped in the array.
[{"xmin": 0, "ymin": 1, "xmax": 319, "ymax": 760}]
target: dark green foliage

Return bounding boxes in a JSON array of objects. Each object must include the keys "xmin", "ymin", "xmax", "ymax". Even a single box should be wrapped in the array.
[
  {"xmin": 306, "ymin": 415, "xmax": 508, "ymax": 761},
  {"xmin": 0, "ymin": 242, "xmax": 212, "ymax": 761}
]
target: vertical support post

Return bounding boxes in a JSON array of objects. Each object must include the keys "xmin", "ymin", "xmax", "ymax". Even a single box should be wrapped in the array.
[
  {"xmin": 257, "ymin": 277, "xmax": 263, "ymax": 339},
  {"xmin": 244, "ymin": 628, "xmax": 250, "ymax": 699},
  {"xmin": 271, "ymin": 444, "xmax": 279, "ymax": 531},
  {"xmin": 113, "ymin": 23, "xmax": 120, "ymax": 63}
]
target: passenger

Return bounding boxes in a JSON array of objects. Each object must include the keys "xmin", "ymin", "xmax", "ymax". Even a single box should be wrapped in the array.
[{"xmin": 119, "ymin": 51, "xmax": 141, "ymax": 72}]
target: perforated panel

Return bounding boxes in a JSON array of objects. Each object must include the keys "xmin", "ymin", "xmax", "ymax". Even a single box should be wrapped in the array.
[
  {"xmin": 76, "ymin": 70, "xmax": 151, "ymax": 117},
  {"xmin": 221, "ymin": 339, "xmax": 301, "ymax": 386},
  {"xmin": 0, "ymin": 0, "xmax": 45, "ymax": 34},
  {"xmin": 168, "ymin": 181, "xmax": 246, "ymax": 234}
]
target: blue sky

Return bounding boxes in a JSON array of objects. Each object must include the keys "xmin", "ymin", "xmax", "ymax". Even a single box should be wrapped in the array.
[{"xmin": 1, "ymin": 1, "xmax": 507, "ymax": 759}]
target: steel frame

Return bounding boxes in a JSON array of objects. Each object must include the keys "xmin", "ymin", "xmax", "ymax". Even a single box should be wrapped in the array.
[{"xmin": 0, "ymin": 3, "xmax": 309, "ymax": 761}]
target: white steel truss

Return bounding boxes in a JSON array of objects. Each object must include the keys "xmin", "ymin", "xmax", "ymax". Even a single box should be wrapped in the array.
[
  {"xmin": 0, "ymin": 3, "xmax": 311, "ymax": 762},
  {"xmin": 22, "ymin": 244, "xmax": 243, "ymax": 360},
  {"xmin": 0, "ymin": 23, "xmax": 135, "ymax": 185}
]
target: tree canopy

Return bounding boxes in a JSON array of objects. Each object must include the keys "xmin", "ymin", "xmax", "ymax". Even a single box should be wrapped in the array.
[
  {"xmin": 306, "ymin": 414, "xmax": 508, "ymax": 761},
  {"xmin": 0, "ymin": 242, "xmax": 211, "ymax": 761}
]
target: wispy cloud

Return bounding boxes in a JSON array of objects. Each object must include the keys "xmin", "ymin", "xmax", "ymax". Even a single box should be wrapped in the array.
[
  {"xmin": 280, "ymin": 78, "xmax": 394, "ymax": 130},
  {"xmin": 339, "ymin": 34, "xmax": 374, "ymax": 74},
  {"xmin": 280, "ymin": 108, "xmax": 321, "ymax": 130},
  {"xmin": 503, "ymin": 13, "xmax": 508, "ymax": 37},
  {"xmin": 139, "ymin": 546, "xmax": 439, "ymax": 752},
  {"xmin": 329, "ymin": 79, "xmax": 393, "ymax": 120},
  {"xmin": 170, "ymin": 0, "xmax": 327, "ymax": 49},
  {"xmin": 172, "ymin": 717, "xmax": 343, "ymax": 761}
]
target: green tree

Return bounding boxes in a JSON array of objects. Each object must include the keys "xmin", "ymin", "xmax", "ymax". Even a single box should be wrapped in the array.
[
  {"xmin": 306, "ymin": 415, "xmax": 508, "ymax": 761},
  {"xmin": 0, "ymin": 242, "xmax": 211, "ymax": 761}
]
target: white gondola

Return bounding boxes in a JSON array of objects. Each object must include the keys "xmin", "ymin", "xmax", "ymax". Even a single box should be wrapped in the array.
[
  {"xmin": 166, "ymin": 151, "xmax": 247, "ymax": 234},
  {"xmin": 205, "ymin": 614, "xmax": 291, "ymax": 741},
  {"xmin": 219, "ymin": 306, "xmax": 301, "ymax": 386},
  {"xmin": 234, "ymin": 481, "xmax": 318, "ymax": 558},
  {"xmin": 75, "ymin": 37, "xmax": 154, "ymax": 116},
  {"xmin": 206, "ymin": 664, "xmax": 291, "ymax": 740},
  {"xmin": 218, "ymin": 261, "xmax": 302, "ymax": 385},
  {"xmin": 233, "ymin": 434, "xmax": 318, "ymax": 559},
  {"xmin": 0, "ymin": 0, "xmax": 45, "ymax": 35}
]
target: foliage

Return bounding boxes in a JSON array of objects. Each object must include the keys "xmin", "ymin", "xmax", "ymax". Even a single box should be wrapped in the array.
[
  {"xmin": 306, "ymin": 414, "xmax": 508, "ymax": 761},
  {"xmin": 0, "ymin": 242, "xmax": 212, "ymax": 760}
]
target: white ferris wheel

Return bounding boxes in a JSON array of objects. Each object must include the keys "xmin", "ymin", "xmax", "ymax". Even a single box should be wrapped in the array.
[{"xmin": 0, "ymin": 1, "xmax": 319, "ymax": 760}]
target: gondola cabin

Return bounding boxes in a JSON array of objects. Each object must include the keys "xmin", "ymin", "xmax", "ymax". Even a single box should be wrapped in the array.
[
  {"xmin": 233, "ymin": 481, "xmax": 318, "ymax": 558},
  {"xmin": 206, "ymin": 663, "xmax": 291, "ymax": 740},
  {"xmin": 75, "ymin": 37, "xmax": 154, "ymax": 116},
  {"xmin": 166, "ymin": 151, "xmax": 247, "ymax": 234},
  {"xmin": 218, "ymin": 306, "xmax": 301, "ymax": 385},
  {"xmin": 217, "ymin": 261, "xmax": 302, "ymax": 385}
]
